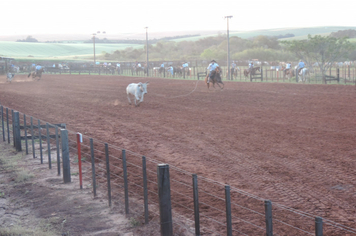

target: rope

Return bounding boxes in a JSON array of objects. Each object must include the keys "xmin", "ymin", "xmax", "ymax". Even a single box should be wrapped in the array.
[{"xmin": 152, "ymin": 79, "xmax": 200, "ymax": 99}]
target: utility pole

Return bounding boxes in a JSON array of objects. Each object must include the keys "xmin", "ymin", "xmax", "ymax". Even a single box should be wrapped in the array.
[
  {"xmin": 145, "ymin": 27, "xmax": 149, "ymax": 77},
  {"xmin": 225, "ymin": 16, "xmax": 233, "ymax": 80}
]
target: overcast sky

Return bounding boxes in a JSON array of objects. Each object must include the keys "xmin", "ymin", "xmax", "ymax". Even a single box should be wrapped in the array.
[{"xmin": 2, "ymin": 0, "xmax": 355, "ymax": 36}]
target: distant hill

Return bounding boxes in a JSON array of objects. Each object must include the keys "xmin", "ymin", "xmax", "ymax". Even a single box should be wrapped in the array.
[
  {"xmin": 171, "ymin": 26, "xmax": 356, "ymax": 42},
  {"xmin": 2, "ymin": 26, "xmax": 356, "ymax": 42}
]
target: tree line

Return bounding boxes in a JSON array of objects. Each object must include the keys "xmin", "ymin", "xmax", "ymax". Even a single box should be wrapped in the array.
[{"xmin": 100, "ymin": 30, "xmax": 356, "ymax": 68}]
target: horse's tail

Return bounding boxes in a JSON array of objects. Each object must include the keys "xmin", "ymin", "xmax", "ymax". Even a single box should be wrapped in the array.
[{"xmin": 28, "ymin": 72, "xmax": 31, "ymax": 78}]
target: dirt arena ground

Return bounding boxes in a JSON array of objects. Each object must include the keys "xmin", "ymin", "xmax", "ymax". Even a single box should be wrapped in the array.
[{"xmin": 0, "ymin": 74, "xmax": 355, "ymax": 235}]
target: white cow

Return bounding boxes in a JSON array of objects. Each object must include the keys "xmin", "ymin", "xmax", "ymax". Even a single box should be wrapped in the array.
[
  {"xmin": 126, "ymin": 81, "xmax": 149, "ymax": 106},
  {"xmin": 7, "ymin": 73, "xmax": 15, "ymax": 83}
]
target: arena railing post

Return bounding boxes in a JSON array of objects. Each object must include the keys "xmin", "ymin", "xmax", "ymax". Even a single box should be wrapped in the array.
[
  {"xmin": 157, "ymin": 164, "xmax": 173, "ymax": 236},
  {"xmin": 193, "ymin": 174, "xmax": 201, "ymax": 236},
  {"xmin": 55, "ymin": 126, "xmax": 60, "ymax": 175},
  {"xmin": 38, "ymin": 120, "xmax": 43, "ymax": 164},
  {"xmin": 24, "ymin": 114, "xmax": 28, "ymax": 154},
  {"xmin": 14, "ymin": 111, "xmax": 22, "ymax": 152},
  {"xmin": 61, "ymin": 129, "xmax": 71, "ymax": 183},
  {"xmin": 46, "ymin": 123, "xmax": 51, "ymax": 169},
  {"xmin": 265, "ymin": 200, "xmax": 273, "ymax": 236},
  {"xmin": 6, "ymin": 108, "xmax": 10, "ymax": 144},
  {"xmin": 225, "ymin": 185, "xmax": 232, "ymax": 236},
  {"xmin": 31, "ymin": 117, "xmax": 35, "ymax": 158},
  {"xmin": 1, "ymin": 106, "xmax": 5, "ymax": 142},
  {"xmin": 315, "ymin": 217, "xmax": 323, "ymax": 236}
]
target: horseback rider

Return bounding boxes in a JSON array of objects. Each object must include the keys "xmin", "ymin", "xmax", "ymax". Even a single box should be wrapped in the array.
[
  {"xmin": 297, "ymin": 60, "xmax": 305, "ymax": 74},
  {"xmin": 207, "ymin": 60, "xmax": 219, "ymax": 83},
  {"xmin": 231, "ymin": 61, "xmax": 236, "ymax": 74},
  {"xmin": 35, "ymin": 64, "xmax": 42, "ymax": 74},
  {"xmin": 248, "ymin": 61, "xmax": 254, "ymax": 73},
  {"xmin": 284, "ymin": 62, "xmax": 291, "ymax": 76}
]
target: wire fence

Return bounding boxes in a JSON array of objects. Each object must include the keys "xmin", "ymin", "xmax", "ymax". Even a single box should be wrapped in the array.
[{"xmin": 1, "ymin": 104, "xmax": 356, "ymax": 235}]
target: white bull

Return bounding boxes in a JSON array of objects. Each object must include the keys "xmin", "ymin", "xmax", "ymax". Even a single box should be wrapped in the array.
[{"xmin": 126, "ymin": 81, "xmax": 149, "ymax": 106}]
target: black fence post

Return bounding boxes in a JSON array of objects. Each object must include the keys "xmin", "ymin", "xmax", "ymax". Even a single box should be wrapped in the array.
[
  {"xmin": 38, "ymin": 120, "xmax": 43, "ymax": 164},
  {"xmin": 105, "ymin": 143, "xmax": 112, "ymax": 207},
  {"xmin": 265, "ymin": 200, "xmax": 273, "ymax": 236},
  {"xmin": 193, "ymin": 174, "xmax": 201, "ymax": 236},
  {"xmin": 31, "ymin": 117, "xmax": 35, "ymax": 158},
  {"xmin": 14, "ymin": 111, "xmax": 21, "ymax": 152},
  {"xmin": 61, "ymin": 129, "xmax": 71, "ymax": 183},
  {"xmin": 46, "ymin": 123, "xmax": 51, "ymax": 169},
  {"xmin": 315, "ymin": 217, "xmax": 323, "ymax": 236},
  {"xmin": 157, "ymin": 164, "xmax": 173, "ymax": 236},
  {"xmin": 6, "ymin": 108, "xmax": 10, "ymax": 144},
  {"xmin": 1, "ymin": 106, "xmax": 4, "ymax": 142},
  {"xmin": 142, "ymin": 156, "xmax": 149, "ymax": 224},
  {"xmin": 122, "ymin": 149, "xmax": 129, "ymax": 214},
  {"xmin": 337, "ymin": 68, "xmax": 340, "ymax": 83},
  {"xmin": 56, "ymin": 126, "xmax": 60, "ymax": 175},
  {"xmin": 90, "ymin": 138, "xmax": 97, "ymax": 197},
  {"xmin": 24, "ymin": 114, "xmax": 28, "ymax": 154},
  {"xmin": 225, "ymin": 185, "xmax": 232, "ymax": 236},
  {"xmin": 12, "ymin": 110, "xmax": 15, "ymax": 147}
]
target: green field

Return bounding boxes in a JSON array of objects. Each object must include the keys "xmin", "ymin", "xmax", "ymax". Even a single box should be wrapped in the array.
[
  {"xmin": 2, "ymin": 26, "xmax": 356, "ymax": 61},
  {"xmin": 0, "ymin": 41, "xmax": 142, "ymax": 60}
]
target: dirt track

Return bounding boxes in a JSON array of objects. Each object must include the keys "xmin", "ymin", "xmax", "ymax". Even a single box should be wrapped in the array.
[{"xmin": 0, "ymin": 74, "xmax": 355, "ymax": 235}]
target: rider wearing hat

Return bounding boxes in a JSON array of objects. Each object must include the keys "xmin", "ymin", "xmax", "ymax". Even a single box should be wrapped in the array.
[{"xmin": 207, "ymin": 60, "xmax": 219, "ymax": 83}]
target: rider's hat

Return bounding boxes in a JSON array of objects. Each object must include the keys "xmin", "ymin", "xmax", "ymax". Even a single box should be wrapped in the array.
[{"xmin": 211, "ymin": 60, "xmax": 216, "ymax": 62}]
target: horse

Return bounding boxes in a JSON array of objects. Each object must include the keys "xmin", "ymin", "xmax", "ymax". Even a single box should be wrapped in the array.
[
  {"xmin": 131, "ymin": 65, "xmax": 146, "ymax": 75},
  {"xmin": 226, "ymin": 67, "xmax": 240, "ymax": 80},
  {"xmin": 28, "ymin": 68, "xmax": 44, "ymax": 80},
  {"xmin": 205, "ymin": 67, "xmax": 224, "ymax": 90},
  {"xmin": 174, "ymin": 67, "xmax": 183, "ymax": 77},
  {"xmin": 243, "ymin": 67, "xmax": 260, "ymax": 78},
  {"xmin": 298, "ymin": 68, "xmax": 309, "ymax": 83},
  {"xmin": 284, "ymin": 69, "xmax": 295, "ymax": 80}
]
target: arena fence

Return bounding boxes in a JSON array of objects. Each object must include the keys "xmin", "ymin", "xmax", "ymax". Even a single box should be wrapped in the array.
[
  {"xmin": 1, "ymin": 104, "xmax": 356, "ymax": 235},
  {"xmin": 36, "ymin": 65, "xmax": 356, "ymax": 86}
]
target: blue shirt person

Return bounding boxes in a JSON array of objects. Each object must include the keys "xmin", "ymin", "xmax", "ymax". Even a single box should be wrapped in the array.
[
  {"xmin": 207, "ymin": 60, "xmax": 219, "ymax": 82},
  {"xmin": 169, "ymin": 66, "xmax": 174, "ymax": 76},
  {"xmin": 297, "ymin": 60, "xmax": 305, "ymax": 74},
  {"xmin": 298, "ymin": 60, "xmax": 305, "ymax": 69}
]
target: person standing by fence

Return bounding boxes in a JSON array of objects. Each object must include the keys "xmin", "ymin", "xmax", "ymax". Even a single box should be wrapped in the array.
[{"xmin": 117, "ymin": 62, "xmax": 121, "ymax": 74}]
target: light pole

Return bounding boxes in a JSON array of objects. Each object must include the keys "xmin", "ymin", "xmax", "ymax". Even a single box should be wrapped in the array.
[
  {"xmin": 92, "ymin": 31, "xmax": 106, "ymax": 66},
  {"xmin": 145, "ymin": 27, "xmax": 149, "ymax": 77},
  {"xmin": 225, "ymin": 16, "xmax": 233, "ymax": 80}
]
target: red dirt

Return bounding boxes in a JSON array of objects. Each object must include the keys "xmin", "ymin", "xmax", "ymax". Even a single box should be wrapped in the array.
[{"xmin": 0, "ymin": 74, "xmax": 355, "ymax": 235}]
